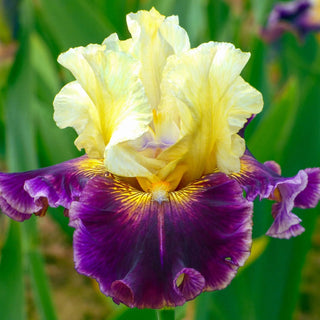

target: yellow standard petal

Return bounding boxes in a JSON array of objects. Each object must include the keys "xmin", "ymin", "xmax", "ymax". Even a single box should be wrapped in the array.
[
  {"xmin": 53, "ymin": 43, "xmax": 152, "ymax": 176},
  {"xmin": 155, "ymin": 42, "xmax": 263, "ymax": 188},
  {"xmin": 127, "ymin": 7, "xmax": 190, "ymax": 109}
]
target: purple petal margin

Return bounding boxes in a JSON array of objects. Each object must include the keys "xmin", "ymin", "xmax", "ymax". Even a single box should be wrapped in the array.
[
  {"xmin": 69, "ymin": 172, "xmax": 253, "ymax": 309},
  {"xmin": 0, "ymin": 156, "xmax": 106, "ymax": 221},
  {"xmin": 232, "ymin": 151, "xmax": 320, "ymax": 239}
]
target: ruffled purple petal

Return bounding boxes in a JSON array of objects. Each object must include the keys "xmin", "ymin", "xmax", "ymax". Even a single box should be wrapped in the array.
[
  {"xmin": 0, "ymin": 156, "xmax": 107, "ymax": 221},
  {"xmin": 232, "ymin": 151, "xmax": 320, "ymax": 239},
  {"xmin": 69, "ymin": 172, "xmax": 253, "ymax": 309},
  {"xmin": 232, "ymin": 152, "xmax": 279, "ymax": 201},
  {"xmin": 266, "ymin": 170, "xmax": 308, "ymax": 239},
  {"xmin": 294, "ymin": 168, "xmax": 320, "ymax": 208},
  {"xmin": 267, "ymin": 202, "xmax": 305, "ymax": 239}
]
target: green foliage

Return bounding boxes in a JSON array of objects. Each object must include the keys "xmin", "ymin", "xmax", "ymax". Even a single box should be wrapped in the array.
[{"xmin": 0, "ymin": 0, "xmax": 319, "ymax": 319}]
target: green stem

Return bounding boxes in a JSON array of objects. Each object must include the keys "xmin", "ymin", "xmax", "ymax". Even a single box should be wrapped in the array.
[{"xmin": 156, "ymin": 309, "xmax": 175, "ymax": 320}]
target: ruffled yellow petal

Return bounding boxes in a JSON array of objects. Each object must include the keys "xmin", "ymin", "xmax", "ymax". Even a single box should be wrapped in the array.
[
  {"xmin": 54, "ymin": 45, "xmax": 152, "ymax": 167},
  {"xmin": 53, "ymin": 9, "xmax": 264, "ymax": 191},
  {"xmin": 53, "ymin": 81, "xmax": 105, "ymax": 158},
  {"xmin": 105, "ymin": 139, "xmax": 166, "ymax": 179},
  {"xmin": 127, "ymin": 7, "xmax": 190, "ymax": 109},
  {"xmin": 156, "ymin": 42, "xmax": 263, "ymax": 187},
  {"xmin": 102, "ymin": 33, "xmax": 133, "ymax": 53}
]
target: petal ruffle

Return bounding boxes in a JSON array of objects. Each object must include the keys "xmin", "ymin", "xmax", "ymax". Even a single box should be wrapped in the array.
[
  {"xmin": 127, "ymin": 7, "xmax": 190, "ymax": 109},
  {"xmin": 54, "ymin": 44, "xmax": 152, "ymax": 168},
  {"xmin": 0, "ymin": 157, "xmax": 107, "ymax": 221},
  {"xmin": 232, "ymin": 151, "xmax": 320, "ymax": 239},
  {"xmin": 156, "ymin": 42, "xmax": 263, "ymax": 188},
  {"xmin": 69, "ymin": 172, "xmax": 252, "ymax": 308}
]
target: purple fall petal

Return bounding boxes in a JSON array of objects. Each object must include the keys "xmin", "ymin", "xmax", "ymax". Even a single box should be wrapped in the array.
[
  {"xmin": 0, "ymin": 156, "xmax": 106, "ymax": 221},
  {"xmin": 174, "ymin": 268, "xmax": 205, "ymax": 300},
  {"xmin": 266, "ymin": 170, "xmax": 308, "ymax": 239},
  {"xmin": 267, "ymin": 202, "xmax": 305, "ymax": 239},
  {"xmin": 294, "ymin": 168, "xmax": 320, "ymax": 208},
  {"xmin": 233, "ymin": 151, "xmax": 320, "ymax": 239},
  {"xmin": 69, "ymin": 172, "xmax": 253, "ymax": 309}
]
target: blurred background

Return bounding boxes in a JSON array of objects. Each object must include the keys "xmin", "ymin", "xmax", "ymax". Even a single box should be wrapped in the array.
[{"xmin": 0, "ymin": 0, "xmax": 319, "ymax": 319}]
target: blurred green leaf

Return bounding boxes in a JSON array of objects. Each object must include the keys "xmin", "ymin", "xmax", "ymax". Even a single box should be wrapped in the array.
[
  {"xmin": 250, "ymin": 0, "xmax": 276, "ymax": 25},
  {"xmin": 240, "ymin": 236, "xmax": 269, "ymax": 272},
  {"xmin": 181, "ymin": 0, "xmax": 208, "ymax": 45},
  {"xmin": 31, "ymin": 33, "xmax": 60, "ymax": 96},
  {"xmin": 248, "ymin": 77, "xmax": 299, "ymax": 162},
  {"xmin": 0, "ymin": 221, "xmax": 25, "ymax": 320},
  {"xmin": 156, "ymin": 309, "xmax": 175, "ymax": 320},
  {"xmin": 1, "ymin": 1, "xmax": 57, "ymax": 320},
  {"xmin": 207, "ymin": 0, "xmax": 230, "ymax": 41},
  {"xmin": 34, "ymin": 98, "xmax": 78, "ymax": 166},
  {"xmin": 22, "ymin": 218, "xmax": 57, "ymax": 320},
  {"xmin": 4, "ymin": 0, "xmax": 37, "ymax": 171},
  {"xmin": 35, "ymin": 0, "xmax": 116, "ymax": 51},
  {"xmin": 112, "ymin": 308, "xmax": 157, "ymax": 320},
  {"xmin": 146, "ymin": 0, "xmax": 176, "ymax": 14}
]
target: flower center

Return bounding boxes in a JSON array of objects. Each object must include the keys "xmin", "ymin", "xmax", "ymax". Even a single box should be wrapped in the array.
[{"xmin": 151, "ymin": 181, "xmax": 170, "ymax": 203}]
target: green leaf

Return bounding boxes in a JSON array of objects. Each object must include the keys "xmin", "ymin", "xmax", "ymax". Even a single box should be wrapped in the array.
[
  {"xmin": 4, "ymin": 0, "xmax": 37, "ymax": 171},
  {"xmin": 156, "ymin": 309, "xmax": 175, "ymax": 320},
  {"xmin": 0, "ymin": 221, "xmax": 25, "ymax": 320},
  {"xmin": 112, "ymin": 308, "xmax": 157, "ymax": 320},
  {"xmin": 145, "ymin": 0, "xmax": 176, "ymax": 14},
  {"xmin": 22, "ymin": 218, "xmax": 57, "ymax": 320},
  {"xmin": 35, "ymin": 0, "xmax": 115, "ymax": 51},
  {"xmin": 247, "ymin": 77, "xmax": 299, "ymax": 162},
  {"xmin": 249, "ymin": 0, "xmax": 276, "ymax": 25},
  {"xmin": 1, "ymin": 1, "xmax": 57, "ymax": 320},
  {"xmin": 206, "ymin": 0, "xmax": 230, "ymax": 42}
]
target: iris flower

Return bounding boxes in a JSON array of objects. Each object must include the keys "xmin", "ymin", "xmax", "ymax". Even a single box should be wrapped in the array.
[
  {"xmin": 1, "ymin": 8, "xmax": 320, "ymax": 309},
  {"xmin": 261, "ymin": 0, "xmax": 320, "ymax": 42}
]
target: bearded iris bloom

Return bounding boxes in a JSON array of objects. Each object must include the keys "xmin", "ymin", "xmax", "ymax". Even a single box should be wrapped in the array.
[
  {"xmin": 1, "ymin": 8, "xmax": 320, "ymax": 309},
  {"xmin": 261, "ymin": 0, "xmax": 320, "ymax": 42}
]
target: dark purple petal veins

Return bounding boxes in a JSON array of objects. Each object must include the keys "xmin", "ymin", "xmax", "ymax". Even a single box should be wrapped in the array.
[
  {"xmin": 294, "ymin": 168, "xmax": 320, "ymax": 208},
  {"xmin": 69, "ymin": 172, "xmax": 253, "ymax": 309},
  {"xmin": 232, "ymin": 151, "xmax": 320, "ymax": 239},
  {"xmin": 0, "ymin": 156, "xmax": 107, "ymax": 221}
]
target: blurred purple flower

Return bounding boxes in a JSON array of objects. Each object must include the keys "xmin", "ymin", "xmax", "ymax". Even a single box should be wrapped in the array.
[{"xmin": 261, "ymin": 0, "xmax": 320, "ymax": 42}]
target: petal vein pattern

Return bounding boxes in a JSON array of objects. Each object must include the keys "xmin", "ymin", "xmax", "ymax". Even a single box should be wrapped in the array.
[
  {"xmin": 0, "ymin": 157, "xmax": 107, "ymax": 221},
  {"xmin": 232, "ymin": 151, "xmax": 320, "ymax": 239},
  {"xmin": 127, "ymin": 8, "xmax": 190, "ymax": 109},
  {"xmin": 69, "ymin": 172, "xmax": 253, "ymax": 309}
]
